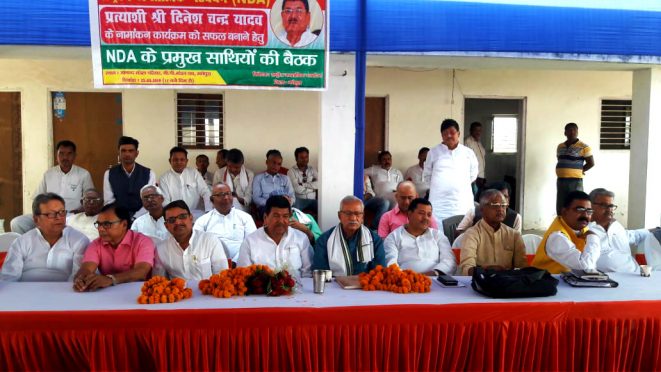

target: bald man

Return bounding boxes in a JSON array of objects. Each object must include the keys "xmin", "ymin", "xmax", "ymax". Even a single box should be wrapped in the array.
[{"xmin": 377, "ymin": 181, "xmax": 438, "ymax": 238}]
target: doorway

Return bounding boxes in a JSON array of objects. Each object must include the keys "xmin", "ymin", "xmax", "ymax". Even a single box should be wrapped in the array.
[
  {"xmin": 364, "ymin": 97, "xmax": 387, "ymax": 168},
  {"xmin": 464, "ymin": 98, "xmax": 526, "ymax": 212},
  {"xmin": 0, "ymin": 92, "xmax": 22, "ymax": 232},
  {"xmin": 51, "ymin": 92, "xmax": 123, "ymax": 190}
]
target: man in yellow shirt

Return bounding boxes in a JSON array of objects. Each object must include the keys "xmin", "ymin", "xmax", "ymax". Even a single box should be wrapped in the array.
[
  {"xmin": 458, "ymin": 189, "xmax": 527, "ymax": 275},
  {"xmin": 532, "ymin": 191, "xmax": 601, "ymax": 274},
  {"xmin": 555, "ymin": 123, "xmax": 594, "ymax": 215}
]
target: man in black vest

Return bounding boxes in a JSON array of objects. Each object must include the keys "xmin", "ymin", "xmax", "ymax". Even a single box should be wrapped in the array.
[{"xmin": 103, "ymin": 136, "xmax": 155, "ymax": 217}]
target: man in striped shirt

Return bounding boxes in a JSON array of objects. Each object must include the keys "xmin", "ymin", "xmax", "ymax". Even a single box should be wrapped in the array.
[{"xmin": 556, "ymin": 123, "xmax": 594, "ymax": 215}]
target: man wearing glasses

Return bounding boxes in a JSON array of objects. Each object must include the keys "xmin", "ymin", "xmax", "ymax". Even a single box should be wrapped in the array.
[
  {"xmin": 532, "ymin": 191, "xmax": 601, "ymax": 274},
  {"xmin": 312, "ymin": 196, "xmax": 386, "ymax": 276},
  {"xmin": 66, "ymin": 188, "xmax": 104, "ymax": 240},
  {"xmin": 131, "ymin": 185, "xmax": 169, "ymax": 242},
  {"xmin": 588, "ymin": 188, "xmax": 659, "ymax": 273},
  {"xmin": 278, "ymin": 0, "xmax": 317, "ymax": 47},
  {"xmin": 194, "ymin": 183, "xmax": 256, "ymax": 263},
  {"xmin": 73, "ymin": 203, "xmax": 154, "ymax": 291},
  {"xmin": 1, "ymin": 193, "xmax": 89, "ymax": 281},
  {"xmin": 458, "ymin": 189, "xmax": 527, "ymax": 275},
  {"xmin": 154, "ymin": 200, "xmax": 228, "ymax": 280}
]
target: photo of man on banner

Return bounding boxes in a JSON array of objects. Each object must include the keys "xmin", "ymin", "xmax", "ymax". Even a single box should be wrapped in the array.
[{"xmin": 271, "ymin": 0, "xmax": 323, "ymax": 48}]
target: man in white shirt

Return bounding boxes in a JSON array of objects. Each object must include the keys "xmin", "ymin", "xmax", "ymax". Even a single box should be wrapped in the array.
[
  {"xmin": 404, "ymin": 147, "xmax": 430, "ymax": 198},
  {"xmin": 237, "ymin": 195, "xmax": 313, "ymax": 278},
  {"xmin": 464, "ymin": 122, "xmax": 486, "ymax": 197},
  {"xmin": 588, "ymin": 188, "xmax": 658, "ymax": 273},
  {"xmin": 288, "ymin": 146, "xmax": 318, "ymax": 214},
  {"xmin": 278, "ymin": 0, "xmax": 318, "ymax": 47},
  {"xmin": 194, "ymin": 183, "xmax": 257, "ymax": 263},
  {"xmin": 131, "ymin": 185, "xmax": 169, "ymax": 242},
  {"xmin": 67, "ymin": 188, "xmax": 104, "ymax": 240},
  {"xmin": 195, "ymin": 154, "xmax": 214, "ymax": 189},
  {"xmin": 532, "ymin": 191, "xmax": 601, "ymax": 274},
  {"xmin": 11, "ymin": 140, "xmax": 94, "ymax": 234},
  {"xmin": 159, "ymin": 146, "xmax": 212, "ymax": 218},
  {"xmin": 364, "ymin": 151, "xmax": 403, "ymax": 229},
  {"xmin": 103, "ymin": 136, "xmax": 156, "ymax": 216},
  {"xmin": 384, "ymin": 198, "xmax": 456, "ymax": 275},
  {"xmin": 213, "ymin": 148, "xmax": 254, "ymax": 212},
  {"xmin": 423, "ymin": 119, "xmax": 479, "ymax": 222},
  {"xmin": 154, "ymin": 200, "xmax": 229, "ymax": 280},
  {"xmin": 1, "ymin": 193, "xmax": 89, "ymax": 281}
]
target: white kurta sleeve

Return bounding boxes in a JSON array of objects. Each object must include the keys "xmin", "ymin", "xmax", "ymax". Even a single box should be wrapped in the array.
[
  {"xmin": 0, "ymin": 239, "xmax": 25, "ymax": 281},
  {"xmin": 210, "ymin": 237, "xmax": 229, "ymax": 273},
  {"xmin": 422, "ymin": 151, "xmax": 434, "ymax": 183},
  {"xmin": 195, "ymin": 172, "xmax": 213, "ymax": 211},
  {"xmin": 546, "ymin": 232, "xmax": 601, "ymax": 271},
  {"xmin": 103, "ymin": 170, "xmax": 115, "ymax": 205},
  {"xmin": 82, "ymin": 169, "xmax": 95, "ymax": 192},
  {"xmin": 236, "ymin": 239, "xmax": 252, "ymax": 267},
  {"xmin": 468, "ymin": 149, "xmax": 479, "ymax": 182},
  {"xmin": 433, "ymin": 231, "xmax": 457, "ymax": 274},
  {"xmin": 383, "ymin": 232, "xmax": 400, "ymax": 267}
]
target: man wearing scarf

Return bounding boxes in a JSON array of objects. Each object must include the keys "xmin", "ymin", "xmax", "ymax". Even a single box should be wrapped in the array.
[
  {"xmin": 313, "ymin": 196, "xmax": 386, "ymax": 276},
  {"xmin": 212, "ymin": 148, "xmax": 254, "ymax": 212},
  {"xmin": 532, "ymin": 191, "xmax": 601, "ymax": 274}
]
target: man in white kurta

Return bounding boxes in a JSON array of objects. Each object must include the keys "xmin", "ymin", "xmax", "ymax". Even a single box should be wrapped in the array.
[
  {"xmin": 1, "ymin": 194, "xmax": 90, "ymax": 281},
  {"xmin": 131, "ymin": 185, "xmax": 169, "ymax": 242},
  {"xmin": 66, "ymin": 188, "xmax": 104, "ymax": 240},
  {"xmin": 154, "ymin": 200, "xmax": 228, "ymax": 280},
  {"xmin": 464, "ymin": 122, "xmax": 486, "ymax": 193},
  {"xmin": 237, "ymin": 196, "xmax": 313, "ymax": 277},
  {"xmin": 159, "ymin": 147, "xmax": 212, "ymax": 217},
  {"xmin": 384, "ymin": 198, "xmax": 456, "ymax": 275},
  {"xmin": 213, "ymin": 149, "xmax": 255, "ymax": 212},
  {"xmin": 11, "ymin": 140, "xmax": 94, "ymax": 234},
  {"xmin": 588, "ymin": 188, "xmax": 655, "ymax": 273},
  {"xmin": 423, "ymin": 119, "xmax": 478, "ymax": 222},
  {"xmin": 404, "ymin": 147, "xmax": 430, "ymax": 198},
  {"xmin": 194, "ymin": 183, "xmax": 257, "ymax": 262}
]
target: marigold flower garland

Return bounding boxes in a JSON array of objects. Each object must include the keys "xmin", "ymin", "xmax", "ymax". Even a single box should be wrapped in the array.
[
  {"xmin": 198, "ymin": 264, "xmax": 287, "ymax": 298},
  {"xmin": 137, "ymin": 276, "xmax": 193, "ymax": 304},
  {"xmin": 359, "ymin": 265, "xmax": 431, "ymax": 293}
]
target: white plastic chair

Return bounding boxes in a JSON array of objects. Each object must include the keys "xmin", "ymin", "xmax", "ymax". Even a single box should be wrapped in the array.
[
  {"xmin": 521, "ymin": 234, "xmax": 542, "ymax": 256},
  {"xmin": 0, "ymin": 232, "xmax": 20, "ymax": 253}
]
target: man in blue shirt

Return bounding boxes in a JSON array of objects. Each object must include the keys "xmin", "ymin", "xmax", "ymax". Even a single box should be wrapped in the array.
[
  {"xmin": 252, "ymin": 149, "xmax": 296, "ymax": 217},
  {"xmin": 313, "ymin": 196, "xmax": 386, "ymax": 276}
]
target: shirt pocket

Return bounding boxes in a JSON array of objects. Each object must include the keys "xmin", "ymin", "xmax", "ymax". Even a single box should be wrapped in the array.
[
  {"xmin": 197, "ymin": 257, "xmax": 212, "ymax": 278},
  {"xmin": 50, "ymin": 249, "xmax": 74, "ymax": 272},
  {"xmin": 284, "ymin": 246, "xmax": 302, "ymax": 270}
]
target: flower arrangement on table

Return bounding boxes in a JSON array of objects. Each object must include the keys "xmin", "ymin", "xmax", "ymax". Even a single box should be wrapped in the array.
[
  {"xmin": 359, "ymin": 265, "xmax": 432, "ymax": 293},
  {"xmin": 198, "ymin": 264, "xmax": 297, "ymax": 298},
  {"xmin": 137, "ymin": 276, "xmax": 193, "ymax": 304}
]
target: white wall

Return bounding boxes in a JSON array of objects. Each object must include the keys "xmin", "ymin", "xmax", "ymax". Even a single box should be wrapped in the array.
[{"xmin": 367, "ymin": 68, "xmax": 633, "ymax": 229}]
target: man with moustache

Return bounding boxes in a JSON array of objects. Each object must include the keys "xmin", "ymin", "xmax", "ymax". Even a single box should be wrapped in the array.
[
  {"xmin": 423, "ymin": 119, "xmax": 479, "ymax": 222},
  {"xmin": 131, "ymin": 185, "xmax": 169, "ymax": 242},
  {"xmin": 384, "ymin": 198, "xmax": 455, "ymax": 275},
  {"xmin": 159, "ymin": 146, "xmax": 212, "ymax": 217},
  {"xmin": 1, "ymin": 193, "xmax": 89, "ymax": 281},
  {"xmin": 278, "ymin": 0, "xmax": 317, "ymax": 47},
  {"xmin": 377, "ymin": 181, "xmax": 438, "ymax": 239},
  {"xmin": 154, "ymin": 200, "xmax": 228, "ymax": 280},
  {"xmin": 588, "ymin": 188, "xmax": 659, "ymax": 273},
  {"xmin": 213, "ymin": 148, "xmax": 254, "ymax": 212},
  {"xmin": 532, "ymin": 191, "xmax": 601, "ymax": 274},
  {"xmin": 194, "ymin": 183, "xmax": 256, "ymax": 263},
  {"xmin": 458, "ymin": 189, "xmax": 527, "ymax": 275},
  {"xmin": 196, "ymin": 154, "xmax": 214, "ymax": 189},
  {"xmin": 556, "ymin": 123, "xmax": 594, "ymax": 214},
  {"xmin": 313, "ymin": 196, "xmax": 386, "ymax": 276},
  {"xmin": 237, "ymin": 196, "xmax": 312, "ymax": 277}
]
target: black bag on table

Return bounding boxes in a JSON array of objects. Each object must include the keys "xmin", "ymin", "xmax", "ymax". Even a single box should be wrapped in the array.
[{"xmin": 471, "ymin": 267, "xmax": 559, "ymax": 298}]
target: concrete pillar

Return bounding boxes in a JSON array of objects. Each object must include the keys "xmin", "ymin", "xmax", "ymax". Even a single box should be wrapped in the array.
[
  {"xmin": 628, "ymin": 68, "xmax": 661, "ymax": 228},
  {"xmin": 318, "ymin": 53, "xmax": 356, "ymax": 230}
]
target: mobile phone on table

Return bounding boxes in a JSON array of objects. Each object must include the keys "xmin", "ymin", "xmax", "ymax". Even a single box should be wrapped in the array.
[{"xmin": 435, "ymin": 270, "xmax": 459, "ymax": 286}]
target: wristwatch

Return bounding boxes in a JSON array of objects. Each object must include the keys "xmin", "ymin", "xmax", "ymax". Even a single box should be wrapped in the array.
[{"xmin": 106, "ymin": 274, "xmax": 117, "ymax": 286}]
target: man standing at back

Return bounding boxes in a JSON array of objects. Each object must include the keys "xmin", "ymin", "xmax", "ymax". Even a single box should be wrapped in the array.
[
  {"xmin": 11, "ymin": 140, "xmax": 94, "ymax": 234},
  {"xmin": 103, "ymin": 136, "xmax": 155, "ymax": 217},
  {"xmin": 464, "ymin": 122, "xmax": 486, "ymax": 198},
  {"xmin": 423, "ymin": 119, "xmax": 478, "ymax": 222},
  {"xmin": 556, "ymin": 122, "xmax": 594, "ymax": 215}
]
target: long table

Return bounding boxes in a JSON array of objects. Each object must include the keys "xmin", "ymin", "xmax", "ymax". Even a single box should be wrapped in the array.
[{"xmin": 2, "ymin": 273, "xmax": 661, "ymax": 371}]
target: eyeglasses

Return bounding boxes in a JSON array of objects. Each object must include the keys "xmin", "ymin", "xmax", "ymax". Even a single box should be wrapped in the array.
[
  {"xmin": 486, "ymin": 203, "xmax": 509, "ymax": 209},
  {"xmin": 212, "ymin": 192, "xmax": 232, "ymax": 198},
  {"xmin": 37, "ymin": 210, "xmax": 67, "ymax": 219},
  {"xmin": 141, "ymin": 194, "xmax": 161, "ymax": 201},
  {"xmin": 94, "ymin": 220, "xmax": 122, "ymax": 229},
  {"xmin": 340, "ymin": 211, "xmax": 364, "ymax": 217},
  {"xmin": 574, "ymin": 207, "xmax": 594, "ymax": 215},
  {"xmin": 282, "ymin": 8, "xmax": 307, "ymax": 15},
  {"xmin": 593, "ymin": 203, "xmax": 618, "ymax": 211},
  {"xmin": 83, "ymin": 197, "xmax": 102, "ymax": 203},
  {"xmin": 165, "ymin": 213, "xmax": 190, "ymax": 224}
]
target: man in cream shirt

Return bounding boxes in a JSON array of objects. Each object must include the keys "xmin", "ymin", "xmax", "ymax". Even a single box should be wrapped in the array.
[
  {"xmin": 384, "ymin": 198, "xmax": 456, "ymax": 275},
  {"xmin": 159, "ymin": 146, "xmax": 212, "ymax": 218},
  {"xmin": 131, "ymin": 185, "xmax": 169, "ymax": 242},
  {"xmin": 237, "ymin": 196, "xmax": 313, "ymax": 277},
  {"xmin": 194, "ymin": 183, "xmax": 257, "ymax": 263},
  {"xmin": 155, "ymin": 200, "xmax": 229, "ymax": 280},
  {"xmin": 66, "ymin": 188, "xmax": 104, "ymax": 240},
  {"xmin": 1, "ymin": 193, "xmax": 89, "ymax": 281}
]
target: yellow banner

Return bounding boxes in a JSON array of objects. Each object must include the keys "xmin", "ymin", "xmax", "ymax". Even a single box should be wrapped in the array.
[{"xmin": 103, "ymin": 69, "xmax": 226, "ymax": 85}]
